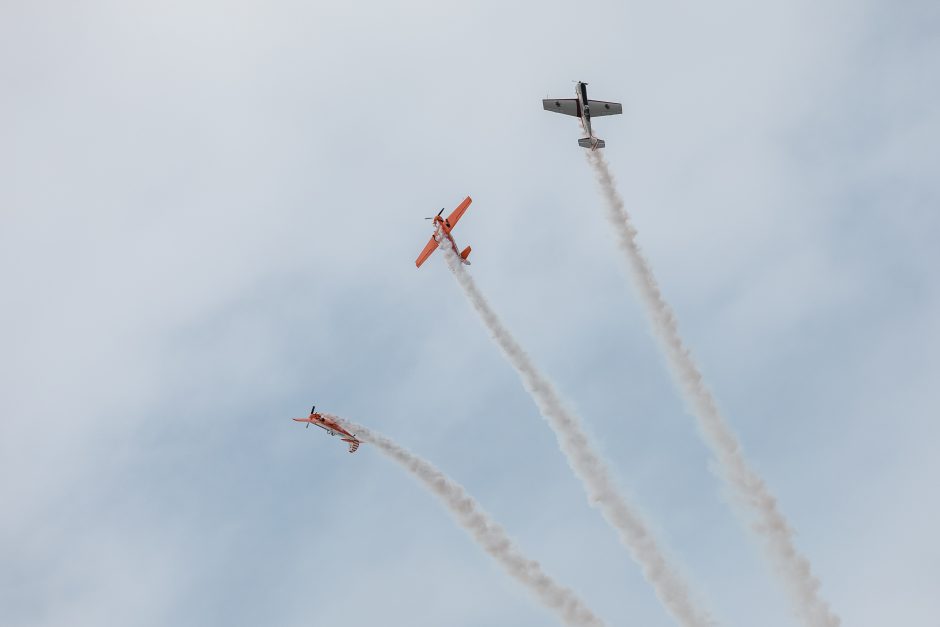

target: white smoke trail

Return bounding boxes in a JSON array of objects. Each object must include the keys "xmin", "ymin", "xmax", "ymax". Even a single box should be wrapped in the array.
[
  {"xmin": 326, "ymin": 415, "xmax": 606, "ymax": 627},
  {"xmin": 584, "ymin": 149, "xmax": 840, "ymax": 627},
  {"xmin": 436, "ymin": 241, "xmax": 714, "ymax": 627}
]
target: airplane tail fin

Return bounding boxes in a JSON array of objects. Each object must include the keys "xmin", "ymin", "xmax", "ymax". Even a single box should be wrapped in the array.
[
  {"xmin": 460, "ymin": 246, "xmax": 472, "ymax": 263},
  {"xmin": 343, "ymin": 438, "xmax": 360, "ymax": 453},
  {"xmin": 578, "ymin": 137, "xmax": 605, "ymax": 150}
]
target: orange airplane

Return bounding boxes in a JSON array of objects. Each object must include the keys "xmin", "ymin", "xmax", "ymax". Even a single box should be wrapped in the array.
[
  {"xmin": 415, "ymin": 196, "xmax": 473, "ymax": 268},
  {"xmin": 293, "ymin": 405, "xmax": 360, "ymax": 453}
]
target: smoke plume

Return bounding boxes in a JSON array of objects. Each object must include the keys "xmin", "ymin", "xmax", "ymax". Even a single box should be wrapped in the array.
[
  {"xmin": 328, "ymin": 415, "xmax": 606, "ymax": 627},
  {"xmin": 437, "ymin": 241, "xmax": 714, "ymax": 627},
  {"xmin": 584, "ymin": 149, "xmax": 840, "ymax": 627}
]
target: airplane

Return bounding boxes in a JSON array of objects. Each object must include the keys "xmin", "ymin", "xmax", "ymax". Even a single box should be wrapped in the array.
[
  {"xmin": 542, "ymin": 81, "xmax": 622, "ymax": 150},
  {"xmin": 292, "ymin": 405, "xmax": 360, "ymax": 453},
  {"xmin": 415, "ymin": 195, "xmax": 473, "ymax": 268}
]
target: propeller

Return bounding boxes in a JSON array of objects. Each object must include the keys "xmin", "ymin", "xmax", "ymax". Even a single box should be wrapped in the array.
[
  {"xmin": 307, "ymin": 404, "xmax": 315, "ymax": 428},
  {"xmin": 424, "ymin": 208, "xmax": 445, "ymax": 220}
]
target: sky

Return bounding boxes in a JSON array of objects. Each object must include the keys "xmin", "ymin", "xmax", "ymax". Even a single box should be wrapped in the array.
[{"xmin": 1, "ymin": 1, "xmax": 938, "ymax": 626}]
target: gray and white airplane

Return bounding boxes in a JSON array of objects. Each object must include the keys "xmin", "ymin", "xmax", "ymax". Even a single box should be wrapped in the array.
[{"xmin": 542, "ymin": 81, "xmax": 622, "ymax": 150}]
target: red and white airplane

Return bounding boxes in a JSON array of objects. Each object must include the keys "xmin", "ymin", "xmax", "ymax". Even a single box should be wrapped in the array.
[
  {"xmin": 293, "ymin": 405, "xmax": 360, "ymax": 453},
  {"xmin": 415, "ymin": 196, "xmax": 473, "ymax": 268}
]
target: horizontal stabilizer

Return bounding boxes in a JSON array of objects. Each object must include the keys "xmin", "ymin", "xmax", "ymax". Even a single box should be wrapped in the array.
[
  {"xmin": 460, "ymin": 246, "xmax": 471, "ymax": 261},
  {"xmin": 578, "ymin": 137, "xmax": 606, "ymax": 149}
]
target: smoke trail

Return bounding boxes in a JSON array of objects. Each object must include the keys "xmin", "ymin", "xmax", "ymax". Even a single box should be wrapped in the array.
[
  {"xmin": 584, "ymin": 149, "xmax": 840, "ymax": 627},
  {"xmin": 326, "ymin": 415, "xmax": 606, "ymax": 627},
  {"xmin": 436, "ymin": 242, "xmax": 714, "ymax": 627}
]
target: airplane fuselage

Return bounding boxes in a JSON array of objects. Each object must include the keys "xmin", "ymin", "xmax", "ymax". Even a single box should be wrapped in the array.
[
  {"xmin": 314, "ymin": 421, "xmax": 337, "ymax": 436},
  {"xmin": 576, "ymin": 81, "xmax": 594, "ymax": 140},
  {"xmin": 314, "ymin": 418, "xmax": 350, "ymax": 438},
  {"xmin": 432, "ymin": 216, "xmax": 469, "ymax": 264},
  {"xmin": 293, "ymin": 409, "xmax": 361, "ymax": 452},
  {"xmin": 294, "ymin": 414, "xmax": 353, "ymax": 438}
]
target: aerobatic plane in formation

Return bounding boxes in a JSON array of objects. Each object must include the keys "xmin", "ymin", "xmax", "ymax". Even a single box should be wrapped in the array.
[
  {"xmin": 415, "ymin": 196, "xmax": 473, "ymax": 268},
  {"xmin": 542, "ymin": 81, "xmax": 622, "ymax": 150},
  {"xmin": 293, "ymin": 405, "xmax": 360, "ymax": 453}
]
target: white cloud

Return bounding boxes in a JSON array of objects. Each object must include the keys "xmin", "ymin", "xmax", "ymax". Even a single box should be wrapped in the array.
[{"xmin": 1, "ymin": 1, "xmax": 938, "ymax": 625}]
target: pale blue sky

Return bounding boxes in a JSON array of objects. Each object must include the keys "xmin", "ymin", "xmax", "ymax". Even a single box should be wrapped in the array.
[{"xmin": 2, "ymin": 1, "xmax": 938, "ymax": 626}]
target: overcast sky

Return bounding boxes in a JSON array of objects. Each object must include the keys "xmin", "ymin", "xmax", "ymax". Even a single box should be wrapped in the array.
[{"xmin": 2, "ymin": 1, "xmax": 938, "ymax": 626}]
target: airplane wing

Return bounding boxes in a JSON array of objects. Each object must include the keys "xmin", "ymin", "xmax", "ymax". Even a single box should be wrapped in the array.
[
  {"xmin": 587, "ymin": 100, "xmax": 622, "ymax": 116},
  {"xmin": 445, "ymin": 196, "xmax": 472, "ymax": 228},
  {"xmin": 415, "ymin": 235, "xmax": 438, "ymax": 267},
  {"xmin": 542, "ymin": 98, "xmax": 579, "ymax": 117}
]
